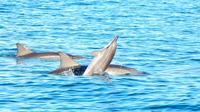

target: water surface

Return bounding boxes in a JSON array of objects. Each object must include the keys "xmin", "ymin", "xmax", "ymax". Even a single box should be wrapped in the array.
[{"xmin": 0, "ymin": 0, "xmax": 200, "ymax": 111}]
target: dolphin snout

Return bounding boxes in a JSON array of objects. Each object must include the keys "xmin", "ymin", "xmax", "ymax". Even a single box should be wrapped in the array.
[
  {"xmin": 106, "ymin": 35, "xmax": 119, "ymax": 48},
  {"xmin": 109, "ymin": 35, "xmax": 118, "ymax": 47},
  {"xmin": 114, "ymin": 35, "xmax": 119, "ymax": 41},
  {"xmin": 112, "ymin": 35, "xmax": 119, "ymax": 43}
]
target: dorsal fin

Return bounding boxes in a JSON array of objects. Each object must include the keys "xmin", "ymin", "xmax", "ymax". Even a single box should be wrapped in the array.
[
  {"xmin": 16, "ymin": 43, "xmax": 33, "ymax": 57},
  {"xmin": 59, "ymin": 52, "xmax": 80, "ymax": 68}
]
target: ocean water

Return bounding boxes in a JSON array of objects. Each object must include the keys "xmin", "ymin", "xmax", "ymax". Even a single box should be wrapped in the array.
[{"xmin": 0, "ymin": 0, "xmax": 200, "ymax": 111}]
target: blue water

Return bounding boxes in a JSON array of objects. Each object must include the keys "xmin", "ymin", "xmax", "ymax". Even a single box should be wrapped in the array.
[{"xmin": 0, "ymin": 0, "xmax": 200, "ymax": 111}]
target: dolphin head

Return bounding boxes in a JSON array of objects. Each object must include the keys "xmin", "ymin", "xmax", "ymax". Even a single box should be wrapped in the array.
[
  {"xmin": 97, "ymin": 35, "xmax": 118, "ymax": 72},
  {"xmin": 104, "ymin": 35, "xmax": 118, "ymax": 53},
  {"xmin": 92, "ymin": 35, "xmax": 118, "ymax": 57}
]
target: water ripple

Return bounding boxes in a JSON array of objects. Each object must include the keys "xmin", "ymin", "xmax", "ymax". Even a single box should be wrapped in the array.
[{"xmin": 0, "ymin": 0, "xmax": 200, "ymax": 111}]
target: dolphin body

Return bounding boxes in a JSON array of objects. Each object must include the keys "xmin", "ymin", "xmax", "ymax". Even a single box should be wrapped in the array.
[
  {"xmin": 49, "ymin": 52, "xmax": 143, "ymax": 76},
  {"xmin": 83, "ymin": 36, "xmax": 118, "ymax": 76},
  {"xmin": 16, "ymin": 43, "xmax": 83, "ymax": 60}
]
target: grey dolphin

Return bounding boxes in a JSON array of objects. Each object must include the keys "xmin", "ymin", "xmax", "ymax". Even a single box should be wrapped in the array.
[
  {"xmin": 16, "ymin": 43, "xmax": 83, "ymax": 60},
  {"xmin": 49, "ymin": 52, "xmax": 142, "ymax": 76},
  {"xmin": 83, "ymin": 36, "xmax": 118, "ymax": 76},
  {"xmin": 106, "ymin": 65, "xmax": 140, "ymax": 75},
  {"xmin": 49, "ymin": 36, "xmax": 145, "ymax": 76}
]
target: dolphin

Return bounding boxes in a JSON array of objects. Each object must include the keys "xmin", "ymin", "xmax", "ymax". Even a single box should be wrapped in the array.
[
  {"xmin": 83, "ymin": 36, "xmax": 118, "ymax": 76},
  {"xmin": 49, "ymin": 36, "xmax": 146, "ymax": 76},
  {"xmin": 16, "ymin": 43, "xmax": 83, "ymax": 60},
  {"xmin": 106, "ymin": 64, "xmax": 141, "ymax": 75},
  {"xmin": 49, "ymin": 52, "xmax": 143, "ymax": 76}
]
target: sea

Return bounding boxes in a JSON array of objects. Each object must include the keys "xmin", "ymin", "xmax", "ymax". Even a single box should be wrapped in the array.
[{"xmin": 0, "ymin": 0, "xmax": 200, "ymax": 111}]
